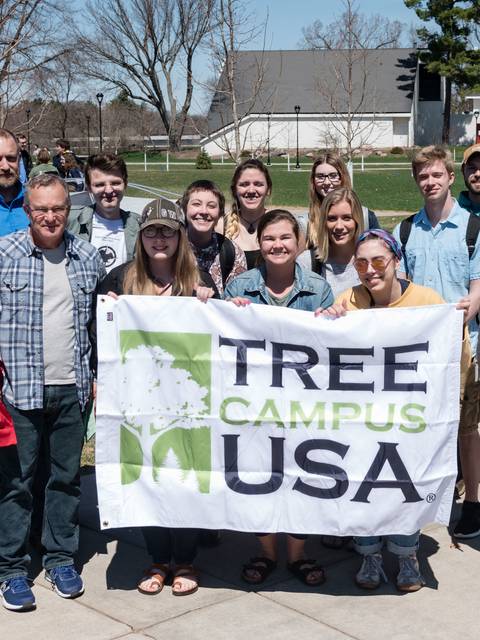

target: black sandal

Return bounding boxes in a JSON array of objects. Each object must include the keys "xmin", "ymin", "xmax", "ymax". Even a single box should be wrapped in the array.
[
  {"xmin": 287, "ymin": 558, "xmax": 325, "ymax": 586},
  {"xmin": 241, "ymin": 556, "xmax": 277, "ymax": 584}
]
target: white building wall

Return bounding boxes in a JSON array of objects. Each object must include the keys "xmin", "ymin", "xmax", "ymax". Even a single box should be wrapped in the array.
[{"xmin": 203, "ymin": 114, "xmax": 409, "ymax": 156}]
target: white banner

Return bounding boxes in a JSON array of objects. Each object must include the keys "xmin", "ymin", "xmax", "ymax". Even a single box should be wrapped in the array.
[{"xmin": 96, "ymin": 296, "xmax": 462, "ymax": 535}]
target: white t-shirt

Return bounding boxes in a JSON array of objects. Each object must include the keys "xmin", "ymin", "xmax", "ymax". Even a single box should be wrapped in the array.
[{"xmin": 90, "ymin": 212, "xmax": 127, "ymax": 273}]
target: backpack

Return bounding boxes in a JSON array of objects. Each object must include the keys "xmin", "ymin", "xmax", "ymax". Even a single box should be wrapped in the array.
[
  {"xmin": 399, "ymin": 212, "xmax": 480, "ymax": 279},
  {"xmin": 216, "ymin": 233, "xmax": 236, "ymax": 287}
]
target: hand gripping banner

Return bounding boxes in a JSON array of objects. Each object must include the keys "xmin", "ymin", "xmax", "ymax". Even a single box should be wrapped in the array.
[{"xmin": 95, "ymin": 296, "xmax": 463, "ymax": 535}]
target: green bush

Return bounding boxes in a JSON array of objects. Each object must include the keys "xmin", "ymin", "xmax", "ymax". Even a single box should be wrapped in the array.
[
  {"xmin": 196, "ymin": 149, "xmax": 212, "ymax": 169},
  {"xmin": 390, "ymin": 146, "xmax": 404, "ymax": 155},
  {"xmin": 240, "ymin": 149, "xmax": 251, "ymax": 159}
]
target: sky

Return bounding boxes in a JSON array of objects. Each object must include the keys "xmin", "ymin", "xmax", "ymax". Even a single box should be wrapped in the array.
[
  {"xmin": 243, "ymin": 0, "xmax": 420, "ymax": 50},
  {"xmin": 189, "ymin": 0, "xmax": 423, "ymax": 112}
]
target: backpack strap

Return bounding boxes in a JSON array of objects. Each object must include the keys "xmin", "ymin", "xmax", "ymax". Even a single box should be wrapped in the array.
[
  {"xmin": 310, "ymin": 247, "xmax": 324, "ymax": 275},
  {"xmin": 465, "ymin": 212, "xmax": 480, "ymax": 259},
  {"xmin": 362, "ymin": 205, "xmax": 369, "ymax": 230},
  {"xmin": 217, "ymin": 233, "xmax": 236, "ymax": 287},
  {"xmin": 399, "ymin": 214, "xmax": 415, "ymax": 279}
]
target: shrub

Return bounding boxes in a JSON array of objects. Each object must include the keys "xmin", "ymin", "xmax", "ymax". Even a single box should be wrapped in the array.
[
  {"xmin": 391, "ymin": 146, "xmax": 404, "ymax": 155},
  {"xmin": 196, "ymin": 149, "xmax": 212, "ymax": 169}
]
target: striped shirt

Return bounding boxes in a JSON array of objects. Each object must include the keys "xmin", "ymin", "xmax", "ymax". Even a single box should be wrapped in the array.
[{"xmin": 0, "ymin": 229, "xmax": 106, "ymax": 410}]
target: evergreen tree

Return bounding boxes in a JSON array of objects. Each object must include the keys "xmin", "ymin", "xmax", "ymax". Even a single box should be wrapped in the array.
[{"xmin": 405, "ymin": 0, "xmax": 480, "ymax": 143}]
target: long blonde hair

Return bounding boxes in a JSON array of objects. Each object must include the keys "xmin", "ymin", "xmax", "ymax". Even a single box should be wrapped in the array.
[
  {"xmin": 307, "ymin": 152, "xmax": 352, "ymax": 246},
  {"xmin": 313, "ymin": 188, "xmax": 365, "ymax": 262},
  {"xmin": 224, "ymin": 158, "xmax": 272, "ymax": 240},
  {"xmin": 123, "ymin": 226, "xmax": 200, "ymax": 296}
]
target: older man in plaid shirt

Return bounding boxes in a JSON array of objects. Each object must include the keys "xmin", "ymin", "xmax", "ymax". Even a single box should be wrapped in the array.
[{"xmin": 0, "ymin": 174, "xmax": 106, "ymax": 611}]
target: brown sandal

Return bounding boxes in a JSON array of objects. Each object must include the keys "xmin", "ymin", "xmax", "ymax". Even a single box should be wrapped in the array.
[
  {"xmin": 172, "ymin": 564, "xmax": 199, "ymax": 597},
  {"xmin": 137, "ymin": 563, "xmax": 170, "ymax": 595}
]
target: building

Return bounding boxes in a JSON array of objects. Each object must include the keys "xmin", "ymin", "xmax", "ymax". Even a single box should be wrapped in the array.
[{"xmin": 202, "ymin": 48, "xmax": 477, "ymax": 156}]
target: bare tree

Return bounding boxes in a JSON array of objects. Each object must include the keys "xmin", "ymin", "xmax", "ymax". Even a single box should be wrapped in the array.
[
  {"xmin": 300, "ymin": 4, "xmax": 403, "ymax": 50},
  {"xmin": 0, "ymin": 0, "xmax": 66, "ymax": 125},
  {"xmin": 203, "ymin": 0, "xmax": 271, "ymax": 162},
  {"xmin": 300, "ymin": 0, "xmax": 405, "ymax": 159},
  {"xmin": 73, "ymin": 0, "xmax": 214, "ymax": 151}
]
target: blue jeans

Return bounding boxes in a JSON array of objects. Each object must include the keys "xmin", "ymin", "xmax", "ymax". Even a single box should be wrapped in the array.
[
  {"xmin": 354, "ymin": 532, "xmax": 420, "ymax": 556},
  {"xmin": 0, "ymin": 385, "xmax": 86, "ymax": 582}
]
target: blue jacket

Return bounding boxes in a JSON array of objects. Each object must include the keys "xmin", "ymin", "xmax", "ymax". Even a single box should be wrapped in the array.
[
  {"xmin": 0, "ymin": 183, "xmax": 28, "ymax": 236},
  {"xmin": 224, "ymin": 263, "xmax": 334, "ymax": 311}
]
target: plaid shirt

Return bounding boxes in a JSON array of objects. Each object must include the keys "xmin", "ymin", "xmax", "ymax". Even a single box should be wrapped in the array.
[{"xmin": 0, "ymin": 229, "xmax": 106, "ymax": 410}]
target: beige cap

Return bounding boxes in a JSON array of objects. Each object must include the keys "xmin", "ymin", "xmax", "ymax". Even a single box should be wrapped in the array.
[
  {"xmin": 462, "ymin": 144, "xmax": 480, "ymax": 166},
  {"xmin": 140, "ymin": 196, "xmax": 185, "ymax": 231}
]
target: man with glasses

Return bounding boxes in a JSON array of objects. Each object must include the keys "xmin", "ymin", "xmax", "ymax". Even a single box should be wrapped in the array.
[
  {"xmin": 0, "ymin": 174, "xmax": 106, "ymax": 611},
  {"xmin": 0, "ymin": 129, "xmax": 29, "ymax": 236},
  {"xmin": 393, "ymin": 145, "xmax": 480, "ymax": 540}
]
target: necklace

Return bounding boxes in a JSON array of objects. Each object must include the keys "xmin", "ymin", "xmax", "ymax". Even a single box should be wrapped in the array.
[
  {"xmin": 240, "ymin": 212, "xmax": 264, "ymax": 234},
  {"xmin": 150, "ymin": 274, "xmax": 173, "ymax": 296}
]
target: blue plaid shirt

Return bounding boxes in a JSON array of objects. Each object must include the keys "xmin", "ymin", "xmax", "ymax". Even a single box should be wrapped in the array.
[{"xmin": 0, "ymin": 229, "xmax": 106, "ymax": 410}]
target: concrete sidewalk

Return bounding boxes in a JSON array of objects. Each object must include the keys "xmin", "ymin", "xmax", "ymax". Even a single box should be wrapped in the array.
[{"xmin": 2, "ymin": 471, "xmax": 478, "ymax": 640}]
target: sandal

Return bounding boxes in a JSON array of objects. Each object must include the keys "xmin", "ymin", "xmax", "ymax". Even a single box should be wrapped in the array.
[
  {"xmin": 137, "ymin": 563, "xmax": 170, "ymax": 595},
  {"xmin": 321, "ymin": 535, "xmax": 352, "ymax": 550},
  {"xmin": 241, "ymin": 556, "xmax": 277, "ymax": 585},
  {"xmin": 287, "ymin": 558, "xmax": 326, "ymax": 586},
  {"xmin": 172, "ymin": 564, "xmax": 199, "ymax": 597}
]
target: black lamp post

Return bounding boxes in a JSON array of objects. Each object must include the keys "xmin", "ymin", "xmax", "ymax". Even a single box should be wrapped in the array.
[
  {"xmin": 294, "ymin": 105, "xmax": 301, "ymax": 169},
  {"xmin": 86, "ymin": 115, "xmax": 91, "ymax": 155},
  {"xmin": 26, "ymin": 109, "xmax": 31, "ymax": 152},
  {"xmin": 96, "ymin": 92, "xmax": 104, "ymax": 151},
  {"xmin": 474, "ymin": 110, "xmax": 479, "ymax": 144},
  {"xmin": 266, "ymin": 111, "xmax": 271, "ymax": 166}
]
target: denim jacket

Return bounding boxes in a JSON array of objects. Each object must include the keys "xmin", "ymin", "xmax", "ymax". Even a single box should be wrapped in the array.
[{"xmin": 223, "ymin": 263, "xmax": 334, "ymax": 311}]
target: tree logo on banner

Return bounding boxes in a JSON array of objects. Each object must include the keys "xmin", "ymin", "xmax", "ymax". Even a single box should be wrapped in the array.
[{"xmin": 118, "ymin": 331, "xmax": 212, "ymax": 492}]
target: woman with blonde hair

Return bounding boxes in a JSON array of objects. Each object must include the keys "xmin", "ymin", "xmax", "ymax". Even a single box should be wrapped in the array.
[
  {"xmin": 222, "ymin": 158, "xmax": 272, "ymax": 270},
  {"xmin": 99, "ymin": 197, "xmax": 216, "ymax": 597},
  {"xmin": 299, "ymin": 152, "xmax": 380, "ymax": 247},
  {"xmin": 298, "ymin": 187, "xmax": 366, "ymax": 299}
]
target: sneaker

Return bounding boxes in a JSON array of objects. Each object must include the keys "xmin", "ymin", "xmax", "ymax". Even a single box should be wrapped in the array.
[
  {"xmin": 454, "ymin": 501, "xmax": 480, "ymax": 539},
  {"xmin": 45, "ymin": 565, "xmax": 84, "ymax": 599},
  {"xmin": 355, "ymin": 552, "xmax": 387, "ymax": 589},
  {"xmin": 1, "ymin": 577, "xmax": 36, "ymax": 611},
  {"xmin": 396, "ymin": 553, "xmax": 424, "ymax": 592}
]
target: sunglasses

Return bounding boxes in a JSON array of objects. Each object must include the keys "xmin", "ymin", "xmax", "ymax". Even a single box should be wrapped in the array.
[
  {"xmin": 142, "ymin": 225, "xmax": 178, "ymax": 239},
  {"xmin": 353, "ymin": 256, "xmax": 394, "ymax": 274}
]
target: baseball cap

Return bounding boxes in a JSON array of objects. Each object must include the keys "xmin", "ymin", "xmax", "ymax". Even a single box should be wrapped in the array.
[
  {"xmin": 462, "ymin": 144, "xmax": 480, "ymax": 166},
  {"xmin": 140, "ymin": 196, "xmax": 185, "ymax": 231}
]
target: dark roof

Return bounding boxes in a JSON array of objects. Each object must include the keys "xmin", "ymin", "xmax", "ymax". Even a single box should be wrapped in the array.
[{"xmin": 207, "ymin": 48, "xmax": 418, "ymax": 134}]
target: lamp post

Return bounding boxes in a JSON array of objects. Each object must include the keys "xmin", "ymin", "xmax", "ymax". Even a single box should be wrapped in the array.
[
  {"xmin": 26, "ymin": 109, "xmax": 31, "ymax": 153},
  {"xmin": 86, "ymin": 115, "xmax": 91, "ymax": 155},
  {"xmin": 474, "ymin": 110, "xmax": 479, "ymax": 144},
  {"xmin": 266, "ymin": 111, "xmax": 271, "ymax": 166},
  {"xmin": 96, "ymin": 92, "xmax": 104, "ymax": 151},
  {"xmin": 294, "ymin": 105, "xmax": 301, "ymax": 169}
]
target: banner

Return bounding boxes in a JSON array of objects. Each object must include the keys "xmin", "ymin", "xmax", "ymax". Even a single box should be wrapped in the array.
[{"xmin": 96, "ymin": 296, "xmax": 462, "ymax": 535}]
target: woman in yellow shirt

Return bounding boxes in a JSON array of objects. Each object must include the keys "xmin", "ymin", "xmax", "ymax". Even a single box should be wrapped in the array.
[{"xmin": 317, "ymin": 228, "xmax": 470, "ymax": 593}]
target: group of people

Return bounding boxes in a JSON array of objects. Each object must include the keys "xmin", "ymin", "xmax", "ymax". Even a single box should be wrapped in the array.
[
  {"xmin": 19, "ymin": 137, "xmax": 85, "ymax": 189},
  {"xmin": 0, "ymin": 125, "xmax": 480, "ymax": 611}
]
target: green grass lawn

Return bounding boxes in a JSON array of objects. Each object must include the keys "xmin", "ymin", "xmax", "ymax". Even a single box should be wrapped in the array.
[{"xmin": 126, "ymin": 164, "xmax": 431, "ymax": 212}]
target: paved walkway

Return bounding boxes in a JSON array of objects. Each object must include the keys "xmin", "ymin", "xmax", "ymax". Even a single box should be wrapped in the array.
[{"xmin": 1, "ymin": 471, "xmax": 479, "ymax": 640}]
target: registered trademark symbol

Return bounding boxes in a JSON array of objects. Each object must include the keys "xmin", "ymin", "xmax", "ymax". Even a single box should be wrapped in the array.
[{"xmin": 426, "ymin": 493, "xmax": 436, "ymax": 503}]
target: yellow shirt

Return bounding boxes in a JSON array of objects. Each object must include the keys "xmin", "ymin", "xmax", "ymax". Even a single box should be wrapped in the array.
[{"xmin": 335, "ymin": 281, "xmax": 471, "ymax": 390}]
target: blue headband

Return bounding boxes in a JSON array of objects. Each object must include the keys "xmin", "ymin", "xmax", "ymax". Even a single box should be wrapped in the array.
[{"xmin": 356, "ymin": 228, "xmax": 402, "ymax": 260}]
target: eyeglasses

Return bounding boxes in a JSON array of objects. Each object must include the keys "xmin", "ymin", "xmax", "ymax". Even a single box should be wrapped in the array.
[
  {"xmin": 28, "ymin": 206, "xmax": 68, "ymax": 218},
  {"xmin": 353, "ymin": 256, "xmax": 394, "ymax": 274},
  {"xmin": 314, "ymin": 172, "xmax": 341, "ymax": 183},
  {"xmin": 142, "ymin": 225, "xmax": 178, "ymax": 239}
]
